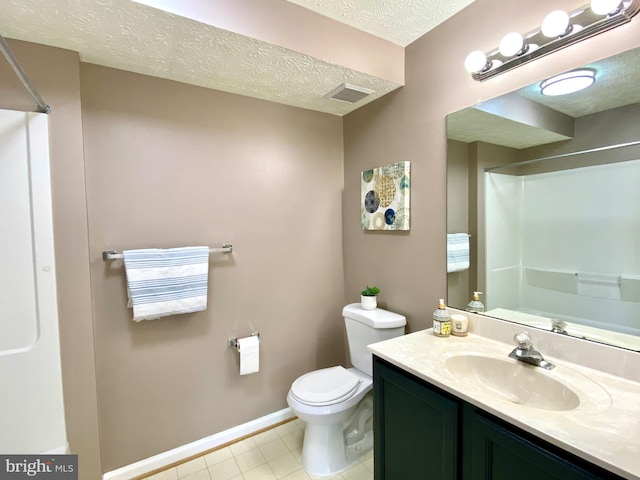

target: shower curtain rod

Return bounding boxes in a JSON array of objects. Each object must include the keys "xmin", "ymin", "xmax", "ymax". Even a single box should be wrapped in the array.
[
  {"xmin": 0, "ymin": 34, "xmax": 50, "ymax": 114},
  {"xmin": 484, "ymin": 140, "xmax": 640, "ymax": 172}
]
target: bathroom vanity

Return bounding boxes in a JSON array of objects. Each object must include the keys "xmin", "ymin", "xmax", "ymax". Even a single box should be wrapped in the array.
[{"xmin": 368, "ymin": 314, "xmax": 640, "ymax": 480}]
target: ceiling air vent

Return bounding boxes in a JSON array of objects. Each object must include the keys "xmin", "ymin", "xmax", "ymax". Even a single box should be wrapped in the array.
[{"xmin": 326, "ymin": 83, "xmax": 374, "ymax": 104}]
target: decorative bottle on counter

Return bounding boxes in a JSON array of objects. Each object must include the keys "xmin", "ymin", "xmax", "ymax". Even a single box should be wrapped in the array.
[
  {"xmin": 433, "ymin": 299, "xmax": 451, "ymax": 337},
  {"xmin": 466, "ymin": 291, "xmax": 485, "ymax": 313}
]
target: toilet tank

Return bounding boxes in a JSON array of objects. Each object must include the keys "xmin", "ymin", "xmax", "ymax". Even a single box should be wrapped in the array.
[{"xmin": 342, "ymin": 303, "xmax": 406, "ymax": 377}]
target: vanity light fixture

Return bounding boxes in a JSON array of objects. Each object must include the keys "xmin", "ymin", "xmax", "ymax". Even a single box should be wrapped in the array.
[
  {"xmin": 540, "ymin": 68, "xmax": 596, "ymax": 95},
  {"xmin": 465, "ymin": 0, "xmax": 639, "ymax": 81}
]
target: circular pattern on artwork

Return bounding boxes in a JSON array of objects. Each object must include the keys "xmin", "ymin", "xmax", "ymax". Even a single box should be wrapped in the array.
[
  {"xmin": 364, "ymin": 190, "xmax": 378, "ymax": 213},
  {"xmin": 384, "ymin": 163, "xmax": 405, "ymax": 179},
  {"xmin": 394, "ymin": 208, "xmax": 410, "ymax": 228},
  {"xmin": 374, "ymin": 175, "xmax": 396, "ymax": 208},
  {"xmin": 371, "ymin": 212, "xmax": 386, "ymax": 230},
  {"xmin": 400, "ymin": 174, "xmax": 410, "ymax": 194},
  {"xmin": 361, "ymin": 208, "xmax": 370, "ymax": 229},
  {"xmin": 385, "ymin": 209, "xmax": 396, "ymax": 225},
  {"xmin": 362, "ymin": 169, "xmax": 374, "ymax": 183}
]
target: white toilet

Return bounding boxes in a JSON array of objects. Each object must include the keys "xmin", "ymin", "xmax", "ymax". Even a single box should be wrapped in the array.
[{"xmin": 286, "ymin": 303, "xmax": 406, "ymax": 476}]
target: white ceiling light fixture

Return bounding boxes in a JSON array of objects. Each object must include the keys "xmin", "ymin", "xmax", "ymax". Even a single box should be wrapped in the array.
[
  {"xmin": 464, "ymin": 0, "xmax": 639, "ymax": 79},
  {"xmin": 540, "ymin": 69, "xmax": 596, "ymax": 95}
]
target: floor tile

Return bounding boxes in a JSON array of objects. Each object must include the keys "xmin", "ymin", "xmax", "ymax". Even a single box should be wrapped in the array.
[
  {"xmin": 147, "ymin": 467, "xmax": 179, "ymax": 480},
  {"xmin": 180, "ymin": 469, "xmax": 212, "ymax": 480},
  {"xmin": 177, "ymin": 457, "xmax": 208, "ymax": 478},
  {"xmin": 359, "ymin": 451, "xmax": 373, "ymax": 472},
  {"xmin": 235, "ymin": 448, "xmax": 267, "ymax": 473},
  {"xmin": 274, "ymin": 422, "xmax": 300, "ymax": 438},
  {"xmin": 208, "ymin": 458, "xmax": 241, "ymax": 480},
  {"xmin": 289, "ymin": 448, "xmax": 302, "ymax": 465},
  {"xmin": 141, "ymin": 417, "xmax": 369, "ymax": 480},
  {"xmin": 252, "ymin": 429, "xmax": 279, "ymax": 446},
  {"xmin": 267, "ymin": 452, "xmax": 300, "ymax": 479},
  {"xmin": 229, "ymin": 437, "xmax": 258, "ymax": 456},
  {"xmin": 203, "ymin": 447, "xmax": 234, "ymax": 467},
  {"xmin": 258, "ymin": 438, "xmax": 289, "ymax": 462},
  {"xmin": 340, "ymin": 463, "xmax": 372, "ymax": 480},
  {"xmin": 280, "ymin": 430, "xmax": 303, "ymax": 452},
  {"xmin": 242, "ymin": 464, "xmax": 277, "ymax": 480},
  {"xmin": 280, "ymin": 470, "xmax": 311, "ymax": 480}
]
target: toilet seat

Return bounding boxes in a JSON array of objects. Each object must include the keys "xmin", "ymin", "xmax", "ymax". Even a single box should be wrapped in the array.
[{"xmin": 291, "ymin": 366, "xmax": 361, "ymax": 406}]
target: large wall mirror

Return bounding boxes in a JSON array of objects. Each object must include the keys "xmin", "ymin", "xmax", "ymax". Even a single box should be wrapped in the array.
[{"xmin": 446, "ymin": 46, "xmax": 640, "ymax": 351}]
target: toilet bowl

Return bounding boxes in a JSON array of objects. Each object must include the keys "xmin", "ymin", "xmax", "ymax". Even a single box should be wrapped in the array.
[
  {"xmin": 286, "ymin": 304, "xmax": 406, "ymax": 476},
  {"xmin": 287, "ymin": 366, "xmax": 373, "ymax": 476}
]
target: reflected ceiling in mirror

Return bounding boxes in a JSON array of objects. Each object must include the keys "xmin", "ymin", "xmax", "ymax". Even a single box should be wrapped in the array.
[{"xmin": 446, "ymin": 46, "xmax": 640, "ymax": 351}]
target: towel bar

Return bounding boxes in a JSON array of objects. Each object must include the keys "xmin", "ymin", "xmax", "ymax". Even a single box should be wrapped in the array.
[
  {"xmin": 228, "ymin": 333, "xmax": 260, "ymax": 351},
  {"xmin": 102, "ymin": 244, "xmax": 233, "ymax": 261}
]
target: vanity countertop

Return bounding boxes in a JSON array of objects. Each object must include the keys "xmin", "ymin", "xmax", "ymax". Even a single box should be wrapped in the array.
[{"xmin": 368, "ymin": 329, "xmax": 640, "ymax": 479}]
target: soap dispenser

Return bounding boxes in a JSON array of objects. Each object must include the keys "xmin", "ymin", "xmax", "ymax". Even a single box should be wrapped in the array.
[
  {"xmin": 433, "ymin": 299, "xmax": 451, "ymax": 337},
  {"xmin": 466, "ymin": 291, "xmax": 485, "ymax": 313}
]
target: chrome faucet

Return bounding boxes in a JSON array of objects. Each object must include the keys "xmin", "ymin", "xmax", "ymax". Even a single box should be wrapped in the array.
[
  {"xmin": 550, "ymin": 319, "xmax": 568, "ymax": 335},
  {"xmin": 508, "ymin": 331, "xmax": 555, "ymax": 370}
]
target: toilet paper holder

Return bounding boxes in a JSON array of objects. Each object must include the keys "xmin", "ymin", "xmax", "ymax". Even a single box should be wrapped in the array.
[{"xmin": 228, "ymin": 332, "xmax": 260, "ymax": 351}]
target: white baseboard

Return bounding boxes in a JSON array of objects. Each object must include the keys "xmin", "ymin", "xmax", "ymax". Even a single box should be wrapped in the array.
[{"xmin": 103, "ymin": 408, "xmax": 294, "ymax": 480}]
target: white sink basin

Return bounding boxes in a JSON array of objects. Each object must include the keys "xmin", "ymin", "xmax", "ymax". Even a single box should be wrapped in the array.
[{"xmin": 445, "ymin": 354, "xmax": 580, "ymax": 411}]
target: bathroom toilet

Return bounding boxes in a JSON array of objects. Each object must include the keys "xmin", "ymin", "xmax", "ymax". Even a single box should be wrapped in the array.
[{"xmin": 286, "ymin": 303, "xmax": 406, "ymax": 476}]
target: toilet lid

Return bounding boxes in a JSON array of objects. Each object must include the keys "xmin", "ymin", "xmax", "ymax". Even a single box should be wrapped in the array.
[{"xmin": 291, "ymin": 366, "xmax": 361, "ymax": 406}]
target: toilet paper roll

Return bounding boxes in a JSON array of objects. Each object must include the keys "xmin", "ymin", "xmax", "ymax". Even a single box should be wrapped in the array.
[{"xmin": 238, "ymin": 335, "xmax": 260, "ymax": 375}]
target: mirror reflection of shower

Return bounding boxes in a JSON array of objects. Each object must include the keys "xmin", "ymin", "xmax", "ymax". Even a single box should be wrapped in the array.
[{"xmin": 484, "ymin": 153, "xmax": 640, "ymax": 351}]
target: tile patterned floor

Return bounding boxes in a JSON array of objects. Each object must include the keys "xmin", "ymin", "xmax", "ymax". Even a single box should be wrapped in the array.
[{"xmin": 143, "ymin": 419, "xmax": 373, "ymax": 480}]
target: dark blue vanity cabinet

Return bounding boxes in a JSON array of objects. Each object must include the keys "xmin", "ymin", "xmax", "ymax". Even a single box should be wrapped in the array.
[{"xmin": 373, "ymin": 356, "xmax": 623, "ymax": 480}]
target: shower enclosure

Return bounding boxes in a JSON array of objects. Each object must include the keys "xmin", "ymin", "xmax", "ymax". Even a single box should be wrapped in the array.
[
  {"xmin": 0, "ymin": 108, "xmax": 67, "ymax": 453},
  {"xmin": 485, "ymin": 158, "xmax": 640, "ymax": 339}
]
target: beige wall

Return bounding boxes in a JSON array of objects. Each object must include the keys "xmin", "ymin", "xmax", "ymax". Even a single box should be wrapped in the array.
[
  {"xmin": 0, "ymin": 41, "xmax": 102, "ymax": 479},
  {"xmin": 80, "ymin": 64, "xmax": 345, "ymax": 470},
  {"xmin": 343, "ymin": 0, "xmax": 640, "ymax": 332}
]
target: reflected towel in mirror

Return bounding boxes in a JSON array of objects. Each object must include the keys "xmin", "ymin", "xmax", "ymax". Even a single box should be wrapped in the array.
[{"xmin": 447, "ymin": 233, "xmax": 470, "ymax": 273}]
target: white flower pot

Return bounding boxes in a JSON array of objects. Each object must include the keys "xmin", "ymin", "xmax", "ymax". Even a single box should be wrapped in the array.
[{"xmin": 361, "ymin": 295, "xmax": 377, "ymax": 310}]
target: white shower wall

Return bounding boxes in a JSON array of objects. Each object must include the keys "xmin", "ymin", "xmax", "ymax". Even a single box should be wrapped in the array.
[
  {"xmin": 0, "ymin": 109, "xmax": 67, "ymax": 453},
  {"xmin": 486, "ymin": 160, "xmax": 640, "ymax": 334}
]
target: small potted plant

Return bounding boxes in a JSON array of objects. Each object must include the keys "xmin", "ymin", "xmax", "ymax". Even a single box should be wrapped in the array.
[{"xmin": 361, "ymin": 285, "xmax": 380, "ymax": 310}]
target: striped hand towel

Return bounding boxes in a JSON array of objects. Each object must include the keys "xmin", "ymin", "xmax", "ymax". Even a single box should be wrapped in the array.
[
  {"xmin": 123, "ymin": 246, "xmax": 209, "ymax": 321},
  {"xmin": 447, "ymin": 233, "xmax": 470, "ymax": 273}
]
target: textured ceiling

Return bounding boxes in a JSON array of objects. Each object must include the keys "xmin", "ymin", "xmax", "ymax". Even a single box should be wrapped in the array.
[
  {"xmin": 286, "ymin": 0, "xmax": 476, "ymax": 46},
  {"xmin": 447, "ymin": 108, "xmax": 573, "ymax": 149},
  {"xmin": 448, "ymin": 47, "xmax": 640, "ymax": 149},
  {"xmin": 0, "ymin": 0, "xmax": 475, "ymax": 116}
]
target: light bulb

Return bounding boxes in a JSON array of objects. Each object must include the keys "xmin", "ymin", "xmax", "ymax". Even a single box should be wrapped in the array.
[
  {"xmin": 541, "ymin": 10, "xmax": 571, "ymax": 37},
  {"xmin": 590, "ymin": 0, "xmax": 622, "ymax": 14},
  {"xmin": 499, "ymin": 32, "xmax": 525, "ymax": 57},
  {"xmin": 464, "ymin": 50, "xmax": 488, "ymax": 73}
]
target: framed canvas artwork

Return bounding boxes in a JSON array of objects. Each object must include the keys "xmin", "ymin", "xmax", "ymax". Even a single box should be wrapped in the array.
[{"xmin": 361, "ymin": 161, "xmax": 410, "ymax": 230}]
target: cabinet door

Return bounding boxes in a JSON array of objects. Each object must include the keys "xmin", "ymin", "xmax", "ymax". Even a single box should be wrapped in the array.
[
  {"xmin": 373, "ymin": 358, "xmax": 459, "ymax": 480},
  {"xmin": 466, "ymin": 409, "xmax": 605, "ymax": 480}
]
